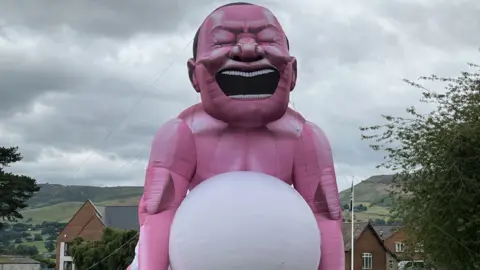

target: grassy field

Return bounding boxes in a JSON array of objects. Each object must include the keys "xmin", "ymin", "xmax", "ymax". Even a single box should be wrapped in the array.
[
  {"xmin": 99, "ymin": 196, "xmax": 142, "ymax": 206},
  {"xmin": 9, "ymin": 229, "xmax": 50, "ymax": 254},
  {"xmin": 339, "ymin": 175, "xmax": 395, "ymax": 207},
  {"xmin": 366, "ymin": 204, "xmax": 391, "ymax": 216},
  {"xmin": 15, "ymin": 241, "xmax": 47, "ymax": 253},
  {"xmin": 342, "ymin": 200, "xmax": 392, "ymax": 221},
  {"xmin": 26, "ymin": 184, "xmax": 143, "ymax": 209},
  {"xmin": 19, "ymin": 197, "xmax": 143, "ymax": 224},
  {"xmin": 20, "ymin": 202, "xmax": 85, "ymax": 224}
]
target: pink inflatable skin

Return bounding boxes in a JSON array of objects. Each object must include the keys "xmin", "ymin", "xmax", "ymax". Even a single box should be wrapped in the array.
[{"xmin": 132, "ymin": 3, "xmax": 344, "ymax": 270}]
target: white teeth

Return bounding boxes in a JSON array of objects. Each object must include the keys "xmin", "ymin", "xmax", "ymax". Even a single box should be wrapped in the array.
[
  {"xmin": 229, "ymin": 94, "xmax": 272, "ymax": 99},
  {"xmin": 221, "ymin": 69, "xmax": 275, "ymax": 77}
]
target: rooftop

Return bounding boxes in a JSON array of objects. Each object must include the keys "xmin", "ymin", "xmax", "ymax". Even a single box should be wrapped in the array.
[
  {"xmin": 92, "ymin": 202, "xmax": 139, "ymax": 231},
  {"xmin": 0, "ymin": 256, "xmax": 40, "ymax": 264},
  {"xmin": 342, "ymin": 222, "xmax": 369, "ymax": 251},
  {"xmin": 373, "ymin": 225, "xmax": 400, "ymax": 240}
]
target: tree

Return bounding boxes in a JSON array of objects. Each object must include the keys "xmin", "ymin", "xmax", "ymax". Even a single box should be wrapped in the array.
[
  {"xmin": 356, "ymin": 204, "xmax": 367, "ymax": 211},
  {"xmin": 31, "ymin": 254, "xmax": 55, "ymax": 268},
  {"xmin": 373, "ymin": 218, "xmax": 386, "ymax": 225},
  {"xmin": 360, "ymin": 61, "xmax": 480, "ymax": 269},
  {"xmin": 2, "ymin": 244, "xmax": 39, "ymax": 256},
  {"xmin": 0, "ymin": 146, "xmax": 40, "ymax": 223},
  {"xmin": 14, "ymin": 244, "xmax": 39, "ymax": 256},
  {"xmin": 71, "ymin": 227, "xmax": 138, "ymax": 270},
  {"xmin": 45, "ymin": 240, "xmax": 55, "ymax": 252},
  {"xmin": 33, "ymin": 234, "xmax": 42, "ymax": 241}
]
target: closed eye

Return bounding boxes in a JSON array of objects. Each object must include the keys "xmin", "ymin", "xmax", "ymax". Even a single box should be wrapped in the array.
[
  {"xmin": 215, "ymin": 41, "xmax": 236, "ymax": 46},
  {"xmin": 257, "ymin": 29, "xmax": 281, "ymax": 44},
  {"xmin": 258, "ymin": 39, "xmax": 277, "ymax": 44},
  {"xmin": 212, "ymin": 29, "xmax": 236, "ymax": 46}
]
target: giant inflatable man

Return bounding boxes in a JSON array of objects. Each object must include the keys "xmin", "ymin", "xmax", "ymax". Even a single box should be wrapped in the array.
[{"xmin": 132, "ymin": 2, "xmax": 345, "ymax": 270}]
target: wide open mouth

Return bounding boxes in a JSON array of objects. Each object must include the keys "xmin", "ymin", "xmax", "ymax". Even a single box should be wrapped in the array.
[{"xmin": 215, "ymin": 68, "xmax": 281, "ymax": 99}]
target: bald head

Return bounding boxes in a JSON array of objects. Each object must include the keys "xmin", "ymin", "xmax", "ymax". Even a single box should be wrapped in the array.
[{"xmin": 192, "ymin": 2, "xmax": 289, "ymax": 60}]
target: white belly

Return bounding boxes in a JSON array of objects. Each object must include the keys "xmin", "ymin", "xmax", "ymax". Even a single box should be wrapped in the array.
[{"xmin": 169, "ymin": 171, "xmax": 321, "ymax": 270}]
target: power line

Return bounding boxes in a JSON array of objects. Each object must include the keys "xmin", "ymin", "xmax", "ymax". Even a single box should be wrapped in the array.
[
  {"xmin": 115, "ymin": 94, "xmax": 201, "ymax": 173},
  {"xmin": 68, "ymin": 38, "xmax": 193, "ymax": 181},
  {"xmin": 86, "ymin": 232, "xmax": 140, "ymax": 269},
  {"xmin": 83, "ymin": 36, "xmax": 193, "ymax": 270}
]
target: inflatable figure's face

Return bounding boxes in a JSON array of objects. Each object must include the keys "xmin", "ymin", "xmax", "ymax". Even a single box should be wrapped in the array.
[{"xmin": 188, "ymin": 4, "xmax": 297, "ymax": 128}]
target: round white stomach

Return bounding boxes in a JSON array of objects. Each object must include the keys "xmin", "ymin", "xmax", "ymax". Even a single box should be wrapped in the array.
[{"xmin": 169, "ymin": 171, "xmax": 321, "ymax": 270}]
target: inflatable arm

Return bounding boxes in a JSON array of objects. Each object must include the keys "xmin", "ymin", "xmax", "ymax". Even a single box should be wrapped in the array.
[
  {"xmin": 130, "ymin": 118, "xmax": 196, "ymax": 270},
  {"xmin": 293, "ymin": 122, "xmax": 344, "ymax": 270}
]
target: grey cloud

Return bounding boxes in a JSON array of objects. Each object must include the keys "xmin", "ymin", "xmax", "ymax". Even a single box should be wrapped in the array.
[
  {"xmin": 290, "ymin": 15, "xmax": 400, "ymax": 71},
  {"xmin": 373, "ymin": 0, "xmax": 480, "ymax": 50},
  {"xmin": 0, "ymin": 26, "xmax": 196, "ymax": 167},
  {"xmin": 0, "ymin": 42, "xmax": 190, "ymax": 164},
  {"xmin": 1, "ymin": 0, "xmax": 194, "ymax": 39},
  {"xmin": 0, "ymin": 50, "xmax": 90, "ymax": 117},
  {"xmin": 0, "ymin": 0, "xmax": 279, "ymax": 40},
  {"xmin": 2, "ymin": 0, "xmax": 480, "ymax": 186},
  {"xmin": 2, "ymin": 72, "xmax": 195, "ymax": 160}
]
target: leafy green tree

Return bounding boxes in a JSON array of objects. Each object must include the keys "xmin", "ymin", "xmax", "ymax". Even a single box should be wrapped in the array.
[
  {"xmin": 361, "ymin": 62, "xmax": 480, "ymax": 269},
  {"xmin": 10, "ymin": 244, "xmax": 39, "ymax": 256},
  {"xmin": 31, "ymin": 254, "xmax": 56, "ymax": 268},
  {"xmin": 33, "ymin": 234, "xmax": 42, "ymax": 241},
  {"xmin": 45, "ymin": 240, "xmax": 55, "ymax": 252},
  {"xmin": 374, "ymin": 218, "xmax": 386, "ymax": 225},
  {"xmin": 0, "ymin": 146, "xmax": 40, "ymax": 224},
  {"xmin": 71, "ymin": 227, "xmax": 138, "ymax": 270}
]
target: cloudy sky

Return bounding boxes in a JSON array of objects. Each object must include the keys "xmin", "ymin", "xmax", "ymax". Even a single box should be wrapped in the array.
[{"xmin": 1, "ymin": 0, "xmax": 479, "ymax": 191}]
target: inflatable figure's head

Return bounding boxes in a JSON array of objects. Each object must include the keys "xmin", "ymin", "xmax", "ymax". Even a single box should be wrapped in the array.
[{"xmin": 188, "ymin": 2, "xmax": 297, "ymax": 128}]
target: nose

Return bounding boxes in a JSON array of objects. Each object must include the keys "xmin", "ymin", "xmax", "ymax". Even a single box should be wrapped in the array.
[{"xmin": 229, "ymin": 36, "xmax": 265, "ymax": 62}]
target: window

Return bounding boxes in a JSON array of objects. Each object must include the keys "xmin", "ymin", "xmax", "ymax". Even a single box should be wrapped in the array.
[
  {"xmin": 63, "ymin": 261, "xmax": 73, "ymax": 270},
  {"xmin": 362, "ymin": 253, "xmax": 372, "ymax": 269},
  {"xmin": 395, "ymin": 242, "xmax": 404, "ymax": 252},
  {"xmin": 64, "ymin": 242, "xmax": 71, "ymax": 256}
]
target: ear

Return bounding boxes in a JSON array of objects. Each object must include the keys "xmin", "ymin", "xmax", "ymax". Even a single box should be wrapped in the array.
[
  {"xmin": 187, "ymin": 58, "xmax": 200, "ymax": 93},
  {"xmin": 290, "ymin": 57, "xmax": 297, "ymax": 92}
]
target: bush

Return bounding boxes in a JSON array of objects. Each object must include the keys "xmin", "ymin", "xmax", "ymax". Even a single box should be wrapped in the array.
[
  {"xmin": 45, "ymin": 240, "xmax": 55, "ymax": 252},
  {"xmin": 71, "ymin": 228, "xmax": 138, "ymax": 270},
  {"xmin": 33, "ymin": 234, "xmax": 43, "ymax": 241}
]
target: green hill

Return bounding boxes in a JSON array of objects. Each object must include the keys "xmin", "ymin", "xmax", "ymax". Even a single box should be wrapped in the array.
[
  {"xmin": 26, "ymin": 184, "xmax": 144, "ymax": 209},
  {"xmin": 18, "ymin": 184, "xmax": 143, "ymax": 223},
  {"xmin": 339, "ymin": 174, "xmax": 394, "ymax": 206},
  {"xmin": 19, "ymin": 175, "xmax": 395, "ymax": 224},
  {"xmin": 339, "ymin": 174, "xmax": 395, "ymax": 221}
]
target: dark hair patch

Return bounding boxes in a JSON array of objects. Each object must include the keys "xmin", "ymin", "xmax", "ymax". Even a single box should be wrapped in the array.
[{"xmin": 192, "ymin": 2, "xmax": 289, "ymax": 60}]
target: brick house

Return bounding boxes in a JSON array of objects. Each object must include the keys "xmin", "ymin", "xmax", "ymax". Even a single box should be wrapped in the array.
[
  {"xmin": 374, "ymin": 226, "xmax": 426, "ymax": 268},
  {"xmin": 55, "ymin": 200, "xmax": 139, "ymax": 270},
  {"xmin": 343, "ymin": 222, "xmax": 398, "ymax": 270}
]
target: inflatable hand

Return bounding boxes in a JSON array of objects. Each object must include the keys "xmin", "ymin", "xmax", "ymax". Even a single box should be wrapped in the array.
[
  {"xmin": 136, "ymin": 119, "xmax": 196, "ymax": 270},
  {"xmin": 144, "ymin": 169, "xmax": 175, "ymax": 215},
  {"xmin": 293, "ymin": 122, "xmax": 344, "ymax": 270}
]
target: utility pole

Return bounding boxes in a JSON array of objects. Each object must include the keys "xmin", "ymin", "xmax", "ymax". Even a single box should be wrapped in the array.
[{"xmin": 350, "ymin": 179, "xmax": 355, "ymax": 270}]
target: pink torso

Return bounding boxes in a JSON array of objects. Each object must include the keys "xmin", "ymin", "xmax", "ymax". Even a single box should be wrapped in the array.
[{"xmin": 179, "ymin": 104, "xmax": 305, "ymax": 189}]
